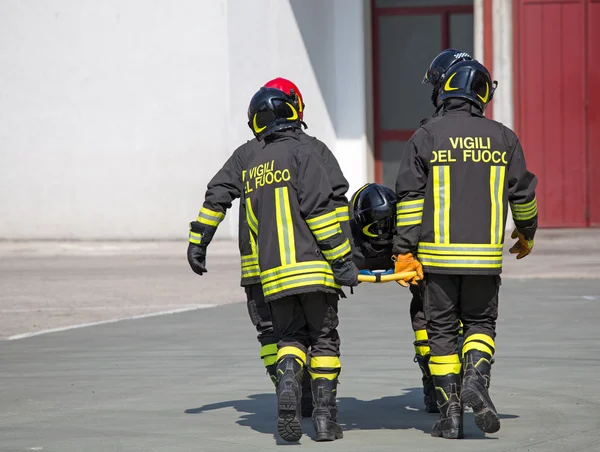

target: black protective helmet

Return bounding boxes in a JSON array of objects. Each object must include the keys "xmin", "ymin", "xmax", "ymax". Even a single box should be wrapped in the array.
[
  {"xmin": 438, "ymin": 59, "xmax": 498, "ymax": 111},
  {"xmin": 247, "ymin": 87, "xmax": 301, "ymax": 140},
  {"xmin": 351, "ymin": 183, "xmax": 397, "ymax": 245},
  {"xmin": 423, "ymin": 49, "xmax": 473, "ymax": 107}
]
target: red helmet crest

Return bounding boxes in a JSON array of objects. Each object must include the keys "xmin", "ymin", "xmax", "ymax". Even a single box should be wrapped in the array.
[{"xmin": 264, "ymin": 77, "xmax": 304, "ymax": 120}]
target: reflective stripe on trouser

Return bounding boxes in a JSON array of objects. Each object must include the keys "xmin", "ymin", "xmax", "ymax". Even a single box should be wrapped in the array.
[
  {"xmin": 429, "ymin": 354, "xmax": 461, "ymax": 376},
  {"xmin": 261, "ymin": 343, "xmax": 278, "ymax": 367},
  {"xmin": 309, "ymin": 356, "xmax": 341, "ymax": 380},
  {"xmin": 414, "ymin": 329, "xmax": 430, "ymax": 357},
  {"xmin": 277, "ymin": 345, "xmax": 306, "ymax": 367},
  {"xmin": 462, "ymin": 333, "xmax": 495, "ymax": 358}
]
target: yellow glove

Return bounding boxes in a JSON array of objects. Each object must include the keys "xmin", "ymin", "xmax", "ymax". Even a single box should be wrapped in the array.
[
  {"xmin": 393, "ymin": 253, "xmax": 424, "ymax": 287},
  {"xmin": 509, "ymin": 228, "xmax": 534, "ymax": 259}
]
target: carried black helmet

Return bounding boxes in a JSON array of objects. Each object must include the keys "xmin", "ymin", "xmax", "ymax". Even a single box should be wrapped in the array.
[
  {"xmin": 438, "ymin": 59, "xmax": 498, "ymax": 111},
  {"xmin": 247, "ymin": 87, "xmax": 301, "ymax": 140},
  {"xmin": 423, "ymin": 49, "xmax": 473, "ymax": 107},
  {"xmin": 351, "ymin": 183, "xmax": 397, "ymax": 245}
]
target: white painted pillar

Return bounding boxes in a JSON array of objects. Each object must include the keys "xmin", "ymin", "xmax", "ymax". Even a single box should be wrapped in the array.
[
  {"xmin": 492, "ymin": 0, "xmax": 514, "ymax": 130},
  {"xmin": 474, "ymin": 0, "xmax": 485, "ymax": 62},
  {"xmin": 332, "ymin": 0, "xmax": 370, "ymax": 197}
]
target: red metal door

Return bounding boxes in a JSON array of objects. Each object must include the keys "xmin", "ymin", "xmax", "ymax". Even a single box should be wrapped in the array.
[
  {"xmin": 587, "ymin": 0, "xmax": 600, "ymax": 225},
  {"xmin": 371, "ymin": 1, "xmax": 474, "ymax": 188},
  {"xmin": 514, "ymin": 0, "xmax": 588, "ymax": 227}
]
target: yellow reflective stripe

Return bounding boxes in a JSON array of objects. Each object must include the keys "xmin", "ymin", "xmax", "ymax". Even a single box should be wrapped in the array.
[
  {"xmin": 418, "ymin": 242, "xmax": 503, "ymax": 257},
  {"xmin": 335, "ymin": 206, "xmax": 350, "ymax": 222},
  {"xmin": 321, "ymin": 239, "xmax": 351, "ymax": 261},
  {"xmin": 310, "ymin": 356, "xmax": 341, "ymax": 370},
  {"xmin": 241, "ymin": 256, "xmax": 259, "ymax": 265},
  {"xmin": 241, "ymin": 265, "xmax": 260, "ymax": 278},
  {"xmin": 511, "ymin": 198, "xmax": 538, "ymax": 221},
  {"xmin": 245, "ymin": 198, "xmax": 258, "ymax": 235},
  {"xmin": 511, "ymin": 198, "xmax": 536, "ymax": 211},
  {"xmin": 351, "ymin": 183, "xmax": 370, "ymax": 205},
  {"xmin": 277, "ymin": 346, "xmax": 306, "ymax": 365},
  {"xmin": 397, "ymin": 212, "xmax": 423, "ymax": 227},
  {"xmin": 188, "ymin": 231, "xmax": 202, "ymax": 245},
  {"xmin": 464, "ymin": 333, "xmax": 495, "ymax": 351},
  {"xmin": 262, "ymin": 274, "xmax": 340, "ymax": 297},
  {"xmin": 490, "ymin": 166, "xmax": 506, "ymax": 244},
  {"xmin": 397, "ymin": 199, "xmax": 424, "ymax": 208},
  {"xmin": 260, "ymin": 343, "xmax": 278, "ymax": 359},
  {"xmin": 415, "ymin": 329, "xmax": 428, "ymax": 342},
  {"xmin": 429, "ymin": 354, "xmax": 461, "ymax": 376},
  {"xmin": 263, "ymin": 355, "xmax": 277, "ymax": 367},
  {"xmin": 309, "ymin": 372, "xmax": 339, "ymax": 380},
  {"xmin": 260, "ymin": 261, "xmax": 333, "ymax": 283},
  {"xmin": 397, "ymin": 206, "xmax": 423, "ymax": 214},
  {"xmin": 415, "ymin": 345, "xmax": 431, "ymax": 356},
  {"xmin": 275, "ymin": 187, "xmax": 296, "ymax": 266},
  {"xmin": 433, "ymin": 166, "xmax": 450, "ymax": 244},
  {"xmin": 313, "ymin": 223, "xmax": 342, "ymax": 241},
  {"xmin": 306, "ymin": 210, "xmax": 339, "ymax": 229},
  {"xmin": 197, "ymin": 207, "xmax": 225, "ymax": 227},
  {"xmin": 463, "ymin": 341, "xmax": 494, "ymax": 357},
  {"xmin": 419, "ymin": 254, "xmax": 502, "ymax": 268}
]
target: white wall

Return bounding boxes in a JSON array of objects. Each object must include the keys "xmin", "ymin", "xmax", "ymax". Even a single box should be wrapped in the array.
[{"xmin": 0, "ymin": 0, "xmax": 368, "ymax": 239}]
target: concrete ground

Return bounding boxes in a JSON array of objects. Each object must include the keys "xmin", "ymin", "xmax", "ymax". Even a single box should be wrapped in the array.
[{"xmin": 1, "ymin": 230, "xmax": 600, "ymax": 451}]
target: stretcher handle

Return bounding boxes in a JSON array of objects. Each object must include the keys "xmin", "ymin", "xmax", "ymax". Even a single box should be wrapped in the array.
[{"xmin": 357, "ymin": 270, "xmax": 417, "ymax": 283}]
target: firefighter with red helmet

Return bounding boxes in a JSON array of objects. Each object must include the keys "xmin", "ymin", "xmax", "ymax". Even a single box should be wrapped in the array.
[
  {"xmin": 393, "ymin": 50, "xmax": 538, "ymax": 439},
  {"xmin": 187, "ymin": 79, "xmax": 354, "ymax": 440},
  {"xmin": 239, "ymin": 85, "xmax": 358, "ymax": 442}
]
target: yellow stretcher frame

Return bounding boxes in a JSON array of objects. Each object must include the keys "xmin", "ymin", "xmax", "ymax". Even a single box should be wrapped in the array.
[{"xmin": 357, "ymin": 271, "xmax": 417, "ymax": 283}]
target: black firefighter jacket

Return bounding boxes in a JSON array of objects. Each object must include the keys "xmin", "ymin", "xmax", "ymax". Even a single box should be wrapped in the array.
[
  {"xmin": 242, "ymin": 132, "xmax": 354, "ymax": 302},
  {"xmin": 195, "ymin": 129, "xmax": 350, "ymax": 286},
  {"xmin": 393, "ymin": 99, "xmax": 538, "ymax": 275}
]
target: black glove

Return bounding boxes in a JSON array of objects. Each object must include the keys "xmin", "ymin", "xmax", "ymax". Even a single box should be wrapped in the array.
[
  {"xmin": 331, "ymin": 256, "xmax": 359, "ymax": 287},
  {"xmin": 187, "ymin": 242, "xmax": 207, "ymax": 275}
]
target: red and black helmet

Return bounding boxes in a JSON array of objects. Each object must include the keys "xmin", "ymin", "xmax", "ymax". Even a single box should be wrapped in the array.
[
  {"xmin": 247, "ymin": 87, "xmax": 302, "ymax": 140},
  {"xmin": 264, "ymin": 77, "xmax": 305, "ymax": 120}
]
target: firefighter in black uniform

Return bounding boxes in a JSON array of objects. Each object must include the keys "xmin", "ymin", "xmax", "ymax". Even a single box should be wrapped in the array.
[
  {"xmin": 350, "ymin": 182, "xmax": 439, "ymax": 413},
  {"xmin": 241, "ymin": 86, "xmax": 359, "ymax": 443},
  {"xmin": 186, "ymin": 79, "xmax": 351, "ymax": 418},
  {"xmin": 393, "ymin": 52, "xmax": 538, "ymax": 439}
]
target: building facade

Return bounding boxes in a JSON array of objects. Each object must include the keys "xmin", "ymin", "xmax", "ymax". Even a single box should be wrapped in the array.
[{"xmin": 0, "ymin": 0, "xmax": 594, "ymax": 239}]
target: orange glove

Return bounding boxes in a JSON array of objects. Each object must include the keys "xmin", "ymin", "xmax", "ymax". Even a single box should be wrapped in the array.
[
  {"xmin": 393, "ymin": 253, "xmax": 424, "ymax": 287},
  {"xmin": 509, "ymin": 228, "xmax": 534, "ymax": 259}
]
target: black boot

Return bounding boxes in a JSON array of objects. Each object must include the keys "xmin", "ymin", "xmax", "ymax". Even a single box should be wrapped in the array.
[
  {"xmin": 266, "ymin": 364, "xmax": 277, "ymax": 386},
  {"xmin": 414, "ymin": 355, "xmax": 439, "ymax": 413},
  {"xmin": 311, "ymin": 378, "xmax": 343, "ymax": 442},
  {"xmin": 301, "ymin": 370, "xmax": 314, "ymax": 418},
  {"xmin": 276, "ymin": 357, "xmax": 304, "ymax": 442},
  {"xmin": 461, "ymin": 350, "xmax": 500, "ymax": 434},
  {"xmin": 431, "ymin": 374, "xmax": 463, "ymax": 439}
]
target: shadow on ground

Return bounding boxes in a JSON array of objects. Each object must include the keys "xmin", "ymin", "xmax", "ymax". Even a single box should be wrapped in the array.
[{"xmin": 185, "ymin": 388, "xmax": 518, "ymax": 442}]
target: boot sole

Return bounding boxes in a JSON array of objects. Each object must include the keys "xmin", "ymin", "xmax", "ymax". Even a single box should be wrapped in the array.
[
  {"xmin": 315, "ymin": 429, "xmax": 343, "ymax": 442},
  {"xmin": 431, "ymin": 428, "xmax": 463, "ymax": 439},
  {"xmin": 277, "ymin": 390, "xmax": 303, "ymax": 442},
  {"xmin": 462, "ymin": 383, "xmax": 500, "ymax": 434}
]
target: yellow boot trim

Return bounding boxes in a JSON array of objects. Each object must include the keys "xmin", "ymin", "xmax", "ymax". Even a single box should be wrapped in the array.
[
  {"xmin": 309, "ymin": 356, "xmax": 341, "ymax": 380},
  {"xmin": 277, "ymin": 346, "xmax": 306, "ymax": 365},
  {"xmin": 310, "ymin": 356, "xmax": 341, "ymax": 369},
  {"xmin": 429, "ymin": 354, "xmax": 461, "ymax": 376},
  {"xmin": 260, "ymin": 343, "xmax": 278, "ymax": 359},
  {"xmin": 309, "ymin": 371, "xmax": 339, "ymax": 380},
  {"xmin": 463, "ymin": 334, "xmax": 495, "ymax": 357},
  {"xmin": 435, "ymin": 386, "xmax": 449, "ymax": 402},
  {"xmin": 415, "ymin": 345, "xmax": 431, "ymax": 356},
  {"xmin": 263, "ymin": 355, "xmax": 277, "ymax": 367}
]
